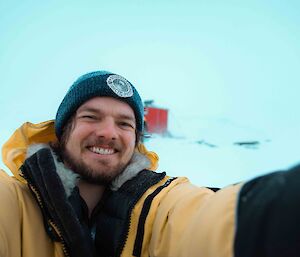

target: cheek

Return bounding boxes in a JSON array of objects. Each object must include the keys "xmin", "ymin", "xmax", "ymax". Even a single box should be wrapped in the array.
[
  {"xmin": 70, "ymin": 123, "xmax": 92, "ymax": 140},
  {"xmin": 65, "ymin": 126, "xmax": 89, "ymax": 151},
  {"xmin": 123, "ymin": 132, "xmax": 136, "ymax": 151}
]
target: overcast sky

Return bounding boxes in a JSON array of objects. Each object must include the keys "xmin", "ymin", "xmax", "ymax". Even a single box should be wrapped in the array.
[{"xmin": 1, "ymin": 0, "xmax": 300, "ymax": 174}]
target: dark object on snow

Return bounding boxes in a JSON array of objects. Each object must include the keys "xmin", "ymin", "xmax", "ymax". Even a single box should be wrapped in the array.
[
  {"xmin": 196, "ymin": 140, "xmax": 217, "ymax": 148},
  {"xmin": 234, "ymin": 141, "xmax": 260, "ymax": 149}
]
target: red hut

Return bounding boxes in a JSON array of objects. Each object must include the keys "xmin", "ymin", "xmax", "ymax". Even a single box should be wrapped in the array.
[{"xmin": 144, "ymin": 100, "xmax": 168, "ymax": 135}]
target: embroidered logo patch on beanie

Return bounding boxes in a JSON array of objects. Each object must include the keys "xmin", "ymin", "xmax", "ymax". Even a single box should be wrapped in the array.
[{"xmin": 106, "ymin": 74, "xmax": 133, "ymax": 98}]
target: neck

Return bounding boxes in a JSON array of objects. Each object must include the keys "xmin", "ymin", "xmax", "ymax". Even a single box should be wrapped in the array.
[{"xmin": 77, "ymin": 179, "xmax": 105, "ymax": 217}]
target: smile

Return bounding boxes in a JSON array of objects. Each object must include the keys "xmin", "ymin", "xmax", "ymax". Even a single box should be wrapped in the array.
[{"xmin": 89, "ymin": 146, "xmax": 116, "ymax": 155}]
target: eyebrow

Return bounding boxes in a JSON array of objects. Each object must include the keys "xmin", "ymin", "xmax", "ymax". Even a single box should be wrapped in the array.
[{"xmin": 77, "ymin": 107, "xmax": 100, "ymax": 114}]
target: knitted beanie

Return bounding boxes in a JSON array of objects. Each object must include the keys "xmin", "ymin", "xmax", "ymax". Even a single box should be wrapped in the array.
[{"xmin": 55, "ymin": 70, "xmax": 144, "ymax": 139}]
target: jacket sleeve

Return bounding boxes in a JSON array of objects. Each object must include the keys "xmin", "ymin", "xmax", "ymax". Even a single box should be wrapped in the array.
[
  {"xmin": 149, "ymin": 179, "xmax": 242, "ymax": 257},
  {"xmin": 0, "ymin": 170, "xmax": 22, "ymax": 257},
  {"xmin": 234, "ymin": 164, "xmax": 300, "ymax": 257}
]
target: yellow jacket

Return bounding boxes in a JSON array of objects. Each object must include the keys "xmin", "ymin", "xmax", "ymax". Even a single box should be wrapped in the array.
[{"xmin": 0, "ymin": 120, "xmax": 242, "ymax": 257}]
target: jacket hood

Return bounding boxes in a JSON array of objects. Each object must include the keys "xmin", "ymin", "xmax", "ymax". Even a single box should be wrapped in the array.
[{"xmin": 2, "ymin": 120, "xmax": 159, "ymax": 184}]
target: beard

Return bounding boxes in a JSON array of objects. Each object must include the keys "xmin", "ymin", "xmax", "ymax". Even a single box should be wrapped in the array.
[{"xmin": 59, "ymin": 142, "xmax": 133, "ymax": 185}]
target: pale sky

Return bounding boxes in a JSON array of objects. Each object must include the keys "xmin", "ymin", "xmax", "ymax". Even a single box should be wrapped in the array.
[{"xmin": 1, "ymin": 0, "xmax": 300, "ymax": 177}]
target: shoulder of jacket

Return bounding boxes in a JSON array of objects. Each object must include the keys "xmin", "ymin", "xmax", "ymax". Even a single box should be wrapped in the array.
[
  {"xmin": 0, "ymin": 169, "xmax": 22, "ymax": 190},
  {"xmin": 0, "ymin": 169, "xmax": 33, "ymax": 206},
  {"xmin": 0, "ymin": 170, "xmax": 24, "ymax": 238}
]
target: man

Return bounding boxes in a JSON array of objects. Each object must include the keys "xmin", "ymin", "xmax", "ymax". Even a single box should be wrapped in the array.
[{"xmin": 1, "ymin": 70, "xmax": 300, "ymax": 257}]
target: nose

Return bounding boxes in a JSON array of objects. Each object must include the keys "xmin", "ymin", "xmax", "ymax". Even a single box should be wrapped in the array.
[{"xmin": 94, "ymin": 118, "xmax": 118, "ymax": 140}]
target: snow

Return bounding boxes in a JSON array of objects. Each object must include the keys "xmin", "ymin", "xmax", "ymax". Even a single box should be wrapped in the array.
[{"xmin": 144, "ymin": 115, "xmax": 300, "ymax": 187}]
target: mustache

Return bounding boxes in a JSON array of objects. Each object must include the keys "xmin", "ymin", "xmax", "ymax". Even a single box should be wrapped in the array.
[{"xmin": 83, "ymin": 137, "xmax": 120, "ymax": 149}]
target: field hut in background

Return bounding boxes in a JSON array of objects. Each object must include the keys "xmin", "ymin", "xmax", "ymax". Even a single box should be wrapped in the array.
[{"xmin": 144, "ymin": 100, "xmax": 168, "ymax": 135}]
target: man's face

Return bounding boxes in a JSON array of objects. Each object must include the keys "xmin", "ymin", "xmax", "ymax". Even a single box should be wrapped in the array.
[{"xmin": 62, "ymin": 96, "xmax": 136, "ymax": 185}]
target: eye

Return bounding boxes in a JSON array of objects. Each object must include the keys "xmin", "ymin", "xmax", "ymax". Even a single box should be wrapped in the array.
[
  {"xmin": 79, "ymin": 114, "xmax": 97, "ymax": 120},
  {"xmin": 118, "ymin": 121, "xmax": 135, "ymax": 129}
]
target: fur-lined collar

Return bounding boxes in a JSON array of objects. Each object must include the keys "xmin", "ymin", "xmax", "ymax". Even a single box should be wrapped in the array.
[{"xmin": 26, "ymin": 144, "xmax": 151, "ymax": 197}]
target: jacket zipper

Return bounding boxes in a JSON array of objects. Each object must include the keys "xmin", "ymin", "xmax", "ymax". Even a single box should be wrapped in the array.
[
  {"xmin": 20, "ymin": 172, "xmax": 71, "ymax": 257},
  {"xmin": 133, "ymin": 177, "xmax": 177, "ymax": 257},
  {"xmin": 48, "ymin": 219, "xmax": 70, "ymax": 257},
  {"xmin": 115, "ymin": 175, "xmax": 175, "ymax": 257},
  {"xmin": 114, "ymin": 194, "xmax": 139, "ymax": 257}
]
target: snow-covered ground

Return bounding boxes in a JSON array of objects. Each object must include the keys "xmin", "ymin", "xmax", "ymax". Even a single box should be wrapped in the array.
[{"xmin": 144, "ymin": 116, "xmax": 300, "ymax": 187}]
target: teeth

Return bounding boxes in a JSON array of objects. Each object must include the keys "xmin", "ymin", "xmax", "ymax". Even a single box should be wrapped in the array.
[{"xmin": 90, "ymin": 146, "xmax": 115, "ymax": 155}]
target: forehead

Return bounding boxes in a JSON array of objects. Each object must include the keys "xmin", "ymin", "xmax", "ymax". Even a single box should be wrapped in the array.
[{"xmin": 77, "ymin": 96, "xmax": 135, "ymax": 119}]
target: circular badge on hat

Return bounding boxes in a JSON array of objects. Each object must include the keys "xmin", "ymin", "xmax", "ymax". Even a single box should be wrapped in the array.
[{"xmin": 106, "ymin": 75, "xmax": 133, "ymax": 98}]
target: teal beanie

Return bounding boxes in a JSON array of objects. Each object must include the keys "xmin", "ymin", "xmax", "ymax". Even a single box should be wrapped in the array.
[{"xmin": 55, "ymin": 71, "xmax": 144, "ymax": 139}]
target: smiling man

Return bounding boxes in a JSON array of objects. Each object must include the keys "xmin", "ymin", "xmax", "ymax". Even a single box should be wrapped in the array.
[
  {"xmin": 1, "ymin": 70, "xmax": 300, "ymax": 257},
  {"xmin": 59, "ymin": 97, "xmax": 137, "ymax": 185}
]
